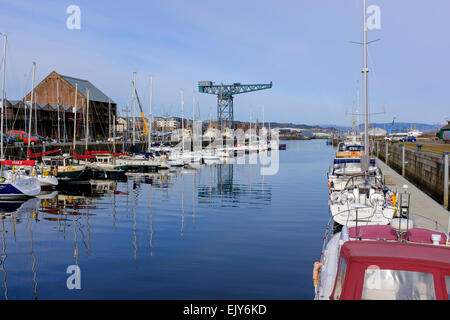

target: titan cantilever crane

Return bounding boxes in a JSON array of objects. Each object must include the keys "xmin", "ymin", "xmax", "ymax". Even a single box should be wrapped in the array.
[{"xmin": 198, "ymin": 81, "xmax": 272, "ymax": 130}]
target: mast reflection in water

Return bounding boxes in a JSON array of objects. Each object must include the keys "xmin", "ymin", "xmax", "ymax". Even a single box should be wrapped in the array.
[{"xmin": 0, "ymin": 140, "xmax": 335, "ymax": 299}]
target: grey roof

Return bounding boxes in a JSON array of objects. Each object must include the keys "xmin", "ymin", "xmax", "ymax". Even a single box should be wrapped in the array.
[
  {"xmin": 8, "ymin": 100, "xmax": 21, "ymax": 105},
  {"xmin": 60, "ymin": 74, "xmax": 115, "ymax": 104}
]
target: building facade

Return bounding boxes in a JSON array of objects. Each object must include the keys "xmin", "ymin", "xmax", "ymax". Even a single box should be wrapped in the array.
[{"xmin": 13, "ymin": 71, "xmax": 117, "ymax": 140}]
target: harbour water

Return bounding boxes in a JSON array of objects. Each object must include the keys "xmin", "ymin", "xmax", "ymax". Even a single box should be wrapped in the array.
[{"xmin": 0, "ymin": 140, "xmax": 335, "ymax": 300}]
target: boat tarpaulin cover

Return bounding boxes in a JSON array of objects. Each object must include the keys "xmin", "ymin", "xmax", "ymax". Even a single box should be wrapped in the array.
[
  {"xmin": 1, "ymin": 160, "xmax": 36, "ymax": 166},
  {"xmin": 27, "ymin": 148, "xmax": 61, "ymax": 159},
  {"xmin": 73, "ymin": 151, "xmax": 95, "ymax": 160}
]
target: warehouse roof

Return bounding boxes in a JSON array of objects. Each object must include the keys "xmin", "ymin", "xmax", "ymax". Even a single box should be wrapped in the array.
[{"xmin": 60, "ymin": 74, "xmax": 115, "ymax": 104}]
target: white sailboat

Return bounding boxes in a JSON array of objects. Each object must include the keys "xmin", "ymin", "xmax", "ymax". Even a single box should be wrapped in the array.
[{"xmin": 0, "ymin": 39, "xmax": 40, "ymax": 199}]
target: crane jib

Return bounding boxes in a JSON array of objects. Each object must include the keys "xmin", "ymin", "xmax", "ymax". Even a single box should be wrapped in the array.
[{"xmin": 133, "ymin": 86, "xmax": 149, "ymax": 136}]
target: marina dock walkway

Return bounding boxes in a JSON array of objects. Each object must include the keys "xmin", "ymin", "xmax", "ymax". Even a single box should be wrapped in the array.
[{"xmin": 377, "ymin": 158, "xmax": 450, "ymax": 234}]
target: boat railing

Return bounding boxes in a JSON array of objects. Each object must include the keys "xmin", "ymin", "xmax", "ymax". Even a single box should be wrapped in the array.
[
  {"xmin": 318, "ymin": 218, "xmax": 334, "ymax": 261},
  {"xmin": 409, "ymin": 212, "xmax": 450, "ymax": 239}
]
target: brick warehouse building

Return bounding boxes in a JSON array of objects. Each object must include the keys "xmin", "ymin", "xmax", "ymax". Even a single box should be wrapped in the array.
[{"xmin": 8, "ymin": 71, "xmax": 117, "ymax": 141}]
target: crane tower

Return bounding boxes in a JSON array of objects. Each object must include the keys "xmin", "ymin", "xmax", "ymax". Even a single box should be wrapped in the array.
[{"xmin": 198, "ymin": 81, "xmax": 272, "ymax": 130}]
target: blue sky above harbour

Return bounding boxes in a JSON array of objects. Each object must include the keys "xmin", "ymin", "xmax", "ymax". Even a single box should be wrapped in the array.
[{"xmin": 0, "ymin": 0, "xmax": 449, "ymax": 126}]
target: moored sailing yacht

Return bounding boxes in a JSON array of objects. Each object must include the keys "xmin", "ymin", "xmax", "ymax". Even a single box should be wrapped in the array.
[
  {"xmin": 0, "ymin": 161, "xmax": 41, "ymax": 199},
  {"xmin": 0, "ymin": 37, "xmax": 40, "ymax": 199}
]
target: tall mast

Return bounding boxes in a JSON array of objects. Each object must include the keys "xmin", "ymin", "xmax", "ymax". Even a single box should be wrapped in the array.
[
  {"xmin": 85, "ymin": 88, "xmax": 90, "ymax": 151},
  {"xmin": 148, "ymin": 75, "xmax": 153, "ymax": 152},
  {"xmin": 34, "ymin": 92, "xmax": 38, "ymax": 136},
  {"xmin": 363, "ymin": 0, "xmax": 369, "ymax": 156},
  {"xmin": 0, "ymin": 33, "xmax": 6, "ymax": 160},
  {"xmin": 73, "ymin": 83, "xmax": 78, "ymax": 151},
  {"xmin": 108, "ymin": 98, "xmax": 111, "ymax": 141},
  {"xmin": 57, "ymin": 78, "xmax": 60, "ymax": 142},
  {"xmin": 192, "ymin": 92, "xmax": 195, "ymax": 152},
  {"xmin": 181, "ymin": 89, "xmax": 184, "ymax": 153},
  {"xmin": 132, "ymin": 72, "xmax": 136, "ymax": 146},
  {"xmin": 27, "ymin": 62, "xmax": 36, "ymax": 157},
  {"xmin": 63, "ymin": 95, "xmax": 66, "ymax": 143},
  {"xmin": 113, "ymin": 115, "xmax": 116, "ymax": 163}
]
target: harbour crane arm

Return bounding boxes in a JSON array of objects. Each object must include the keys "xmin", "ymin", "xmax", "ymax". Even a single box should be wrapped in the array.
[{"xmin": 133, "ymin": 85, "xmax": 149, "ymax": 136}]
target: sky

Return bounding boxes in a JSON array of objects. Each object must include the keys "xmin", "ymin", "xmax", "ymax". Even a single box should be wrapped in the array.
[{"xmin": 0, "ymin": 0, "xmax": 449, "ymax": 126}]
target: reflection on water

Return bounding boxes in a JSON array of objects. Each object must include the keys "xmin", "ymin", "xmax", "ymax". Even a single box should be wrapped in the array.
[
  {"xmin": 0, "ymin": 141, "xmax": 335, "ymax": 299},
  {"xmin": 198, "ymin": 165, "xmax": 272, "ymax": 207}
]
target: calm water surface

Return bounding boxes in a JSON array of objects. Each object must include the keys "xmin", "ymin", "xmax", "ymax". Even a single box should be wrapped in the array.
[{"xmin": 0, "ymin": 140, "xmax": 335, "ymax": 300}]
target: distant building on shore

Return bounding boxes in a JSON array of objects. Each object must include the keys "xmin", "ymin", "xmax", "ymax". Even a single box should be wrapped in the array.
[{"xmin": 368, "ymin": 127, "xmax": 387, "ymax": 137}]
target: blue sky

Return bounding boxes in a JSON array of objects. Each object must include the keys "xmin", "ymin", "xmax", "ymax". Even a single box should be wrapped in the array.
[{"xmin": 1, "ymin": 0, "xmax": 449, "ymax": 126}]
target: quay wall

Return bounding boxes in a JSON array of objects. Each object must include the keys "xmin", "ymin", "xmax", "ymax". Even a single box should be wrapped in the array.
[{"xmin": 375, "ymin": 141, "xmax": 449, "ymax": 208}]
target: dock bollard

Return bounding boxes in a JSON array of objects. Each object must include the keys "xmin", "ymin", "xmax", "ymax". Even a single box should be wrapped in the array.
[
  {"xmin": 416, "ymin": 144, "xmax": 422, "ymax": 152},
  {"xmin": 444, "ymin": 152, "xmax": 449, "ymax": 209}
]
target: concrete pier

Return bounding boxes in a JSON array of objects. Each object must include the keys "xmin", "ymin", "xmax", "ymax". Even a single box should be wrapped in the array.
[
  {"xmin": 376, "ymin": 141, "xmax": 450, "ymax": 208},
  {"xmin": 377, "ymin": 158, "xmax": 450, "ymax": 234}
]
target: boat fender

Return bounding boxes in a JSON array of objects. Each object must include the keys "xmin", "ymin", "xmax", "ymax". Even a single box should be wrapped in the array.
[
  {"xmin": 350, "ymin": 152, "xmax": 358, "ymax": 158},
  {"xmin": 0, "ymin": 177, "xmax": 4, "ymax": 183},
  {"xmin": 313, "ymin": 262, "xmax": 323, "ymax": 287},
  {"xmin": 52, "ymin": 169, "xmax": 58, "ymax": 176}
]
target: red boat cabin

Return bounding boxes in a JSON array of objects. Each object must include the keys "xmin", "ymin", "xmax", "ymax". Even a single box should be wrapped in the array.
[{"xmin": 330, "ymin": 240, "xmax": 450, "ymax": 300}]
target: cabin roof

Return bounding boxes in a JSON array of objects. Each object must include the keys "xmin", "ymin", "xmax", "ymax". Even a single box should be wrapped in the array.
[{"xmin": 341, "ymin": 240, "xmax": 450, "ymax": 269}]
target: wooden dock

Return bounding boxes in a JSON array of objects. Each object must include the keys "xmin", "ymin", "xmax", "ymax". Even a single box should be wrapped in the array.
[{"xmin": 377, "ymin": 158, "xmax": 450, "ymax": 234}]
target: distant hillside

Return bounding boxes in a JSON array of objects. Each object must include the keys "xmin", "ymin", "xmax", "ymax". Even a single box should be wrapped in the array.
[
  {"xmin": 319, "ymin": 122, "xmax": 442, "ymax": 133},
  {"xmin": 359, "ymin": 123, "xmax": 442, "ymax": 133},
  {"xmin": 265, "ymin": 122, "xmax": 333, "ymax": 131}
]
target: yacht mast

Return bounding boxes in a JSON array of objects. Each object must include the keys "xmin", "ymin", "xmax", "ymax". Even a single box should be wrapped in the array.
[
  {"xmin": 27, "ymin": 62, "xmax": 36, "ymax": 158},
  {"xmin": 73, "ymin": 83, "xmax": 78, "ymax": 151},
  {"xmin": 34, "ymin": 92, "xmax": 37, "ymax": 136},
  {"xmin": 148, "ymin": 75, "xmax": 153, "ymax": 152},
  {"xmin": 192, "ymin": 92, "xmax": 195, "ymax": 152},
  {"xmin": 108, "ymin": 98, "xmax": 111, "ymax": 141},
  {"xmin": 57, "ymin": 78, "xmax": 60, "ymax": 142},
  {"xmin": 85, "ymin": 88, "xmax": 90, "ymax": 151},
  {"xmin": 181, "ymin": 89, "xmax": 184, "ymax": 153},
  {"xmin": 0, "ymin": 33, "xmax": 6, "ymax": 160},
  {"xmin": 363, "ymin": 0, "xmax": 369, "ymax": 156},
  {"xmin": 132, "ymin": 72, "xmax": 136, "ymax": 146}
]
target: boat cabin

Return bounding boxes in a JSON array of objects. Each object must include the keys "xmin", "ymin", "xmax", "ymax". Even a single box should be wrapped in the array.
[
  {"xmin": 42, "ymin": 156, "xmax": 72, "ymax": 168},
  {"xmin": 330, "ymin": 158, "xmax": 377, "ymax": 176},
  {"xmin": 330, "ymin": 232, "xmax": 450, "ymax": 300},
  {"xmin": 336, "ymin": 143, "xmax": 365, "ymax": 159}
]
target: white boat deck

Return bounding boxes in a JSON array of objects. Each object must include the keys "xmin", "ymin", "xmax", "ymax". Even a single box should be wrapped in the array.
[{"xmin": 377, "ymin": 158, "xmax": 450, "ymax": 234}]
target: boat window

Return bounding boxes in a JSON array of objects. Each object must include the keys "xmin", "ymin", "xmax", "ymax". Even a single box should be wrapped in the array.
[
  {"xmin": 446, "ymin": 276, "xmax": 449, "ymax": 300},
  {"xmin": 333, "ymin": 257, "xmax": 347, "ymax": 300},
  {"xmin": 361, "ymin": 269, "xmax": 436, "ymax": 300}
]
